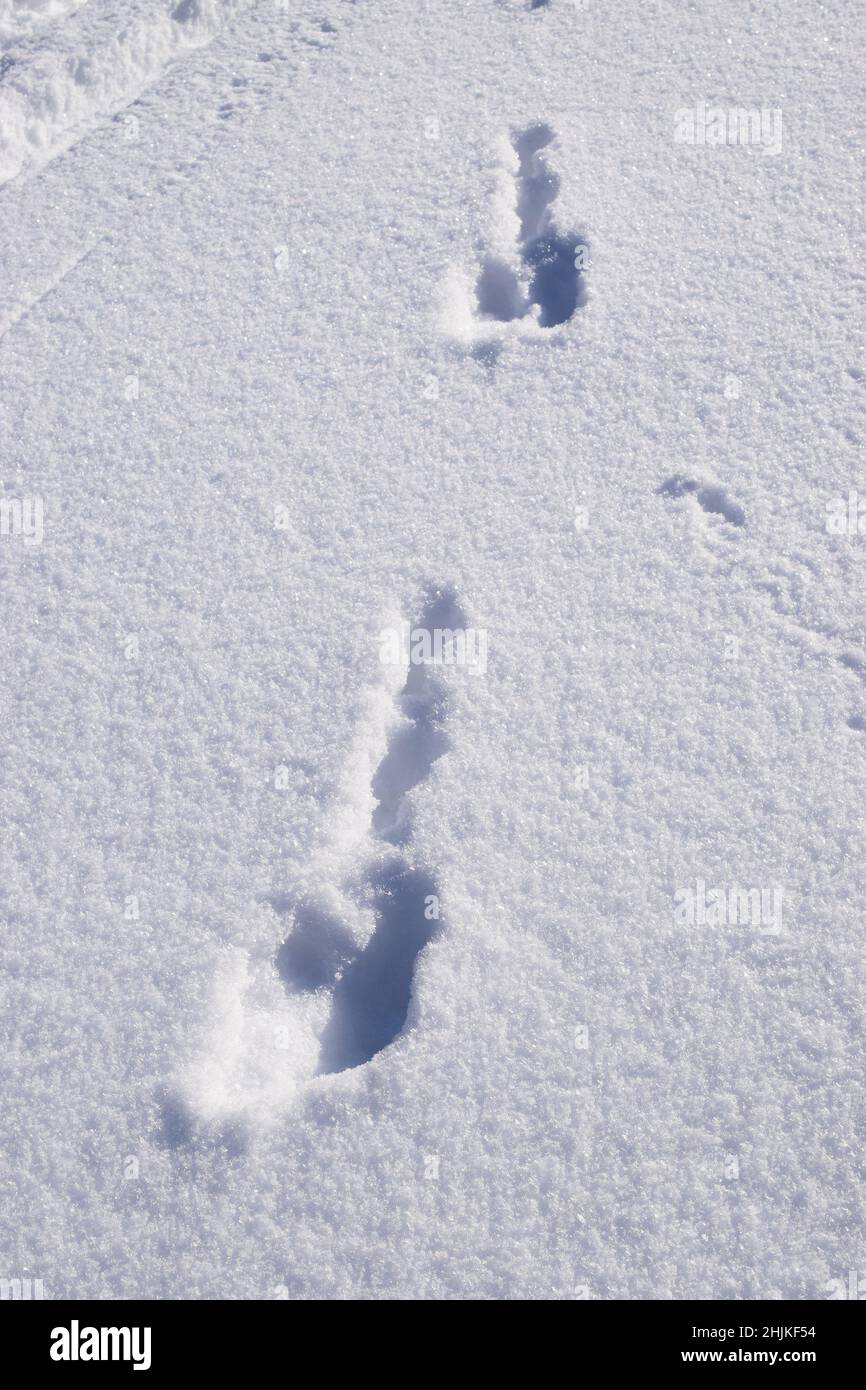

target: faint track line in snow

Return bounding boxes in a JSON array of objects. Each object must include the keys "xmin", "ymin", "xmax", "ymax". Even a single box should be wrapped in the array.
[
  {"xmin": 659, "ymin": 478, "xmax": 866, "ymax": 732},
  {"xmin": 0, "ymin": 238, "xmax": 100, "ymax": 341},
  {"xmin": 754, "ymin": 568, "xmax": 866, "ymax": 729}
]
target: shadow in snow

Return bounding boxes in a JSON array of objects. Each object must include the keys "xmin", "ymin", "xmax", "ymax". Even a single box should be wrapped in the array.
[
  {"xmin": 275, "ymin": 903, "xmax": 358, "ymax": 993},
  {"xmin": 318, "ymin": 862, "xmax": 438, "ymax": 1074},
  {"xmin": 476, "ymin": 257, "xmax": 526, "ymax": 322},
  {"xmin": 371, "ymin": 588, "xmax": 461, "ymax": 845},
  {"xmin": 659, "ymin": 475, "xmax": 746, "ymax": 527}
]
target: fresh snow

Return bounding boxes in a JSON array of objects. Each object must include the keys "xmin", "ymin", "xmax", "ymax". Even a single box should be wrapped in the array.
[{"xmin": 1, "ymin": 0, "xmax": 864, "ymax": 1300}]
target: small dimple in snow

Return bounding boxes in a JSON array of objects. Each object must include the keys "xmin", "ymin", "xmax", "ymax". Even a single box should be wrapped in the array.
[
  {"xmin": 659, "ymin": 475, "xmax": 745, "ymax": 528},
  {"xmin": 172, "ymin": 0, "xmax": 199, "ymax": 22},
  {"xmin": 838, "ymin": 652, "xmax": 866, "ymax": 677}
]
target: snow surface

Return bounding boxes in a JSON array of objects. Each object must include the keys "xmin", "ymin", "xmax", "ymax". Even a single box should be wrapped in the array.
[
  {"xmin": 0, "ymin": 2, "xmax": 90, "ymax": 50},
  {"xmin": 0, "ymin": 1, "xmax": 250, "ymax": 181},
  {"xmin": 1, "ymin": 0, "xmax": 865, "ymax": 1300}
]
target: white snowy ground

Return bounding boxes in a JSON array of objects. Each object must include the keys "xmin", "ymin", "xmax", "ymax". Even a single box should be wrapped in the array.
[{"xmin": 1, "ymin": 0, "xmax": 864, "ymax": 1301}]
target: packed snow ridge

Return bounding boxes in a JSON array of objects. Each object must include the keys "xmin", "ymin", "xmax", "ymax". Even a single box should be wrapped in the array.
[{"xmin": 0, "ymin": 0, "xmax": 250, "ymax": 182}]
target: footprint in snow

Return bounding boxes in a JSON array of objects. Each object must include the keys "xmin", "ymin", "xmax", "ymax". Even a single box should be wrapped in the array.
[
  {"xmin": 449, "ymin": 123, "xmax": 588, "ymax": 348},
  {"xmin": 164, "ymin": 589, "xmax": 465, "ymax": 1141},
  {"xmin": 275, "ymin": 588, "xmax": 465, "ymax": 1074}
]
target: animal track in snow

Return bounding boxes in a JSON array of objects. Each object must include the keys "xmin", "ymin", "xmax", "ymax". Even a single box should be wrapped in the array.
[
  {"xmin": 756, "ymin": 574, "xmax": 866, "ymax": 734},
  {"xmin": 276, "ymin": 588, "xmax": 463, "ymax": 1074},
  {"xmin": 659, "ymin": 474, "xmax": 746, "ymax": 528},
  {"xmin": 289, "ymin": 16, "xmax": 339, "ymax": 49},
  {"xmin": 446, "ymin": 124, "xmax": 587, "ymax": 346},
  {"xmin": 169, "ymin": 589, "xmax": 461, "ymax": 1137},
  {"xmin": 661, "ymin": 485, "xmax": 866, "ymax": 737}
]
